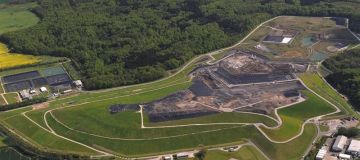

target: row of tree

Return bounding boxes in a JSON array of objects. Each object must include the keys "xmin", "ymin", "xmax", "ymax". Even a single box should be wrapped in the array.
[{"xmin": 1, "ymin": 0, "xmax": 360, "ymax": 89}]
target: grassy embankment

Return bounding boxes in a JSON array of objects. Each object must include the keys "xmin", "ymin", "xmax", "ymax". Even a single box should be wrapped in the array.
[
  {"xmin": 147, "ymin": 112, "xmax": 277, "ymax": 127},
  {"xmin": 259, "ymin": 90, "xmax": 336, "ymax": 141},
  {"xmin": 47, "ymin": 114, "xmax": 317, "ymax": 160},
  {"xmin": 299, "ymin": 72, "xmax": 358, "ymax": 119},
  {"xmin": 42, "ymin": 90, "xmax": 325, "ymax": 157}
]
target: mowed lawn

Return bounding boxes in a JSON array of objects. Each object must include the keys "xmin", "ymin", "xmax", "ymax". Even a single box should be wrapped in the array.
[
  {"xmin": 0, "ymin": 3, "xmax": 39, "ymax": 34},
  {"xmin": 49, "ymin": 82, "xmax": 245, "ymax": 139},
  {"xmin": 299, "ymin": 72, "xmax": 357, "ymax": 118},
  {"xmin": 259, "ymin": 90, "xmax": 336, "ymax": 141},
  {"xmin": 47, "ymin": 113, "xmax": 317, "ymax": 160},
  {"xmin": 2, "ymin": 114, "xmax": 96, "ymax": 155},
  {"xmin": 252, "ymin": 124, "xmax": 317, "ymax": 160},
  {"xmin": 3, "ymin": 93, "xmax": 19, "ymax": 104},
  {"xmin": 147, "ymin": 112, "xmax": 277, "ymax": 127},
  {"xmin": 205, "ymin": 145, "xmax": 267, "ymax": 160}
]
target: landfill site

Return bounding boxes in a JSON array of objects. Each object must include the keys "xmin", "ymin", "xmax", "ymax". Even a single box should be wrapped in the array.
[{"xmin": 137, "ymin": 50, "xmax": 310, "ymax": 122}]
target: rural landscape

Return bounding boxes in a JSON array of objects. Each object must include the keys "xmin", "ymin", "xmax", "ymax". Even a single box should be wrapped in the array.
[{"xmin": 0, "ymin": 0, "xmax": 360, "ymax": 160}]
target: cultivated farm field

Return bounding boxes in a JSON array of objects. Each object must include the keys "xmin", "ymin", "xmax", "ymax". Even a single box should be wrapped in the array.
[{"xmin": 0, "ymin": 43, "xmax": 40, "ymax": 69}]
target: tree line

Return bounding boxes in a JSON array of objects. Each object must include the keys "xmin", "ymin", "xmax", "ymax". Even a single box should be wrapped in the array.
[
  {"xmin": 0, "ymin": 0, "xmax": 360, "ymax": 89},
  {"xmin": 323, "ymin": 48, "xmax": 360, "ymax": 110}
]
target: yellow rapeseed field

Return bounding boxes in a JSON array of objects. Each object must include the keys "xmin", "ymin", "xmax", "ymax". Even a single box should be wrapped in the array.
[{"xmin": 0, "ymin": 43, "xmax": 40, "ymax": 69}]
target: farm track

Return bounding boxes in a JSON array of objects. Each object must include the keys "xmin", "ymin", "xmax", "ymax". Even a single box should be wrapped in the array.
[{"xmin": 4, "ymin": 16, "xmax": 357, "ymax": 159}]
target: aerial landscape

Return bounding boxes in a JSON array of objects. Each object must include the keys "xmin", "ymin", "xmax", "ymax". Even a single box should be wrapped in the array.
[{"xmin": 0, "ymin": 0, "xmax": 360, "ymax": 160}]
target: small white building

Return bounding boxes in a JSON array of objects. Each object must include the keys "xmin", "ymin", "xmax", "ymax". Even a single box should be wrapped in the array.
[
  {"xmin": 40, "ymin": 87, "xmax": 48, "ymax": 92},
  {"xmin": 281, "ymin": 37, "xmax": 293, "ymax": 44},
  {"xmin": 316, "ymin": 147, "xmax": 327, "ymax": 160},
  {"xmin": 29, "ymin": 89, "xmax": 36, "ymax": 94},
  {"xmin": 163, "ymin": 156, "xmax": 172, "ymax": 160},
  {"xmin": 339, "ymin": 153, "xmax": 351, "ymax": 160},
  {"xmin": 347, "ymin": 139, "xmax": 360, "ymax": 153},
  {"xmin": 19, "ymin": 90, "xmax": 31, "ymax": 100},
  {"xmin": 73, "ymin": 80, "xmax": 83, "ymax": 88},
  {"xmin": 176, "ymin": 153, "xmax": 188, "ymax": 159},
  {"xmin": 332, "ymin": 135, "xmax": 348, "ymax": 152}
]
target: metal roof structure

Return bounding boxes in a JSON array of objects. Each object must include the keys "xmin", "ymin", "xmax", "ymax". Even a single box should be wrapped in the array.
[
  {"xmin": 348, "ymin": 139, "xmax": 360, "ymax": 153},
  {"xmin": 332, "ymin": 135, "xmax": 348, "ymax": 151},
  {"xmin": 316, "ymin": 147, "xmax": 327, "ymax": 160}
]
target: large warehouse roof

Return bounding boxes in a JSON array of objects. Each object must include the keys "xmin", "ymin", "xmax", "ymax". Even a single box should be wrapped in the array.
[
  {"xmin": 348, "ymin": 139, "xmax": 360, "ymax": 153},
  {"xmin": 332, "ymin": 135, "xmax": 348, "ymax": 151},
  {"xmin": 316, "ymin": 147, "xmax": 327, "ymax": 160}
]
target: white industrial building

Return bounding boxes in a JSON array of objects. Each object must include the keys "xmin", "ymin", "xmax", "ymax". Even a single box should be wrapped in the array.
[
  {"xmin": 316, "ymin": 146, "xmax": 327, "ymax": 160},
  {"xmin": 332, "ymin": 135, "xmax": 348, "ymax": 152},
  {"xmin": 19, "ymin": 90, "xmax": 31, "ymax": 100},
  {"xmin": 339, "ymin": 153, "xmax": 351, "ymax": 160},
  {"xmin": 348, "ymin": 139, "xmax": 360, "ymax": 154}
]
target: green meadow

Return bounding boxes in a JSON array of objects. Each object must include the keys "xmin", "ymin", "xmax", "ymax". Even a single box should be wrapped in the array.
[
  {"xmin": 0, "ymin": 3, "xmax": 39, "ymax": 34},
  {"xmin": 259, "ymin": 90, "xmax": 336, "ymax": 141}
]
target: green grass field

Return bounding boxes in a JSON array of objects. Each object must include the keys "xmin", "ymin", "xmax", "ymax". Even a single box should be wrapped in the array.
[
  {"xmin": 3, "ymin": 93, "xmax": 18, "ymax": 104},
  {"xmin": 299, "ymin": 72, "xmax": 358, "ymax": 118},
  {"xmin": 1, "ymin": 114, "xmax": 96, "ymax": 155},
  {"xmin": 0, "ymin": 3, "xmax": 39, "ymax": 34},
  {"xmin": 252, "ymin": 124, "xmax": 317, "ymax": 160},
  {"xmin": 147, "ymin": 112, "xmax": 277, "ymax": 127},
  {"xmin": 205, "ymin": 145, "xmax": 267, "ymax": 160},
  {"xmin": 259, "ymin": 90, "xmax": 336, "ymax": 141}
]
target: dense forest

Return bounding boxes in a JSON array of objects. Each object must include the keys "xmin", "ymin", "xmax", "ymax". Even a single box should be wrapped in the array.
[
  {"xmin": 1, "ymin": 0, "xmax": 360, "ymax": 89},
  {"xmin": 323, "ymin": 48, "xmax": 360, "ymax": 109}
]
